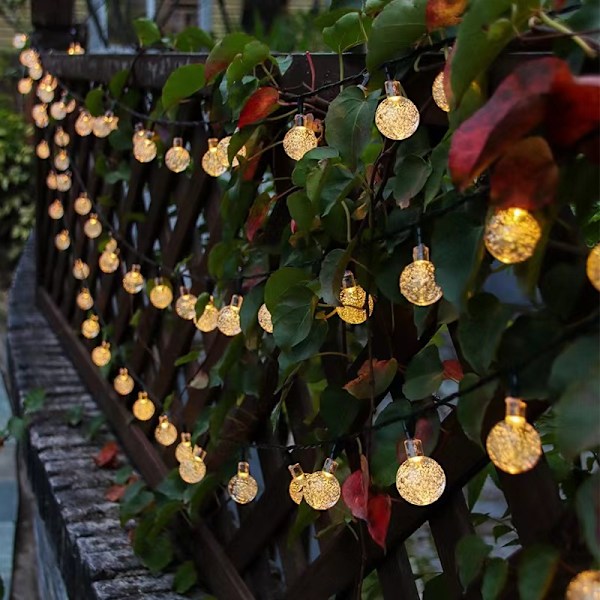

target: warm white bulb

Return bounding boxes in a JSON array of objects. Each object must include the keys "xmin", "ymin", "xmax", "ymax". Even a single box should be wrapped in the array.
[
  {"xmin": 54, "ymin": 230, "xmax": 70, "ymax": 251},
  {"xmin": 175, "ymin": 433, "xmax": 193, "ymax": 463},
  {"xmin": 228, "ymin": 462, "xmax": 258, "ymax": 504},
  {"xmin": 149, "ymin": 279, "xmax": 173, "ymax": 309},
  {"xmin": 50, "ymin": 101, "xmax": 67, "ymax": 121},
  {"xmin": 399, "ymin": 244, "xmax": 443, "ymax": 306},
  {"xmin": 202, "ymin": 138, "xmax": 227, "ymax": 177},
  {"xmin": 175, "ymin": 289, "xmax": 198, "ymax": 320},
  {"xmin": 283, "ymin": 114, "xmax": 318, "ymax": 161},
  {"xmin": 114, "ymin": 368, "xmax": 134, "ymax": 396},
  {"xmin": 93, "ymin": 112, "xmax": 118, "ymax": 138},
  {"xmin": 75, "ymin": 110, "xmax": 93, "ymax": 136},
  {"xmin": 217, "ymin": 295, "xmax": 243, "ymax": 336},
  {"xmin": 165, "ymin": 137, "xmax": 191, "ymax": 173},
  {"xmin": 81, "ymin": 315, "xmax": 100, "ymax": 339},
  {"xmin": 336, "ymin": 271, "xmax": 374, "ymax": 324},
  {"xmin": 36, "ymin": 140, "xmax": 50, "ymax": 159},
  {"xmin": 566, "ymin": 570, "xmax": 600, "ymax": 600},
  {"xmin": 48, "ymin": 199, "xmax": 64, "ymax": 220},
  {"xmin": 83, "ymin": 214, "xmax": 102, "ymax": 239},
  {"xmin": 13, "ymin": 33, "xmax": 27, "ymax": 49},
  {"xmin": 303, "ymin": 458, "xmax": 341, "ymax": 510},
  {"xmin": 432, "ymin": 71, "xmax": 450, "ymax": 112},
  {"xmin": 56, "ymin": 172, "xmax": 71, "ymax": 192},
  {"xmin": 76, "ymin": 288, "xmax": 94, "ymax": 311},
  {"xmin": 53, "ymin": 150, "xmax": 70, "ymax": 171},
  {"xmin": 217, "ymin": 135, "xmax": 247, "ymax": 168},
  {"xmin": 91, "ymin": 341, "xmax": 111, "ymax": 367},
  {"xmin": 586, "ymin": 244, "xmax": 600, "ymax": 292},
  {"xmin": 195, "ymin": 297, "xmax": 219, "ymax": 332},
  {"xmin": 74, "ymin": 193, "xmax": 92, "ymax": 216},
  {"xmin": 257, "ymin": 303, "xmax": 273, "ymax": 333},
  {"xmin": 72, "ymin": 260, "xmax": 90, "ymax": 280},
  {"xmin": 154, "ymin": 415, "xmax": 178, "ymax": 446},
  {"xmin": 123, "ymin": 265, "xmax": 144, "ymax": 294},
  {"xmin": 54, "ymin": 127, "xmax": 70, "ymax": 148},
  {"xmin": 375, "ymin": 80, "xmax": 420, "ymax": 141},
  {"xmin": 179, "ymin": 446, "xmax": 207, "ymax": 483},
  {"xmin": 132, "ymin": 392, "xmax": 155, "ymax": 421},
  {"xmin": 17, "ymin": 77, "xmax": 32, "ymax": 95},
  {"xmin": 133, "ymin": 132, "xmax": 157, "ymax": 163},
  {"xmin": 484, "ymin": 207, "xmax": 541, "ymax": 264}
]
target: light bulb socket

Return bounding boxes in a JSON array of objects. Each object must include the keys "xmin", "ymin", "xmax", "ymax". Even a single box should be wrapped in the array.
[
  {"xmin": 138, "ymin": 391, "xmax": 148, "ymax": 400},
  {"xmin": 193, "ymin": 445, "xmax": 207, "ymax": 461},
  {"xmin": 230, "ymin": 294, "xmax": 243, "ymax": 310},
  {"xmin": 207, "ymin": 137, "xmax": 219, "ymax": 150},
  {"xmin": 413, "ymin": 243, "xmax": 430, "ymax": 262},
  {"xmin": 341, "ymin": 270, "xmax": 357, "ymax": 289},
  {"xmin": 172, "ymin": 137, "xmax": 183, "ymax": 147},
  {"xmin": 384, "ymin": 79, "xmax": 402, "ymax": 99},
  {"xmin": 179, "ymin": 286, "xmax": 190, "ymax": 296},
  {"xmin": 405, "ymin": 438, "xmax": 424, "ymax": 459},
  {"xmin": 181, "ymin": 432, "xmax": 191, "ymax": 443},
  {"xmin": 504, "ymin": 396, "xmax": 527, "ymax": 425},
  {"xmin": 293, "ymin": 113, "xmax": 305, "ymax": 128},
  {"xmin": 237, "ymin": 461, "xmax": 250, "ymax": 478},
  {"xmin": 323, "ymin": 457, "xmax": 338, "ymax": 475},
  {"xmin": 288, "ymin": 463, "xmax": 305, "ymax": 480}
]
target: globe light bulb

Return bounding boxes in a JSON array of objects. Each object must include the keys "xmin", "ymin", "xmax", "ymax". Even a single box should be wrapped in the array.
[
  {"xmin": 65, "ymin": 99, "xmax": 77, "ymax": 114},
  {"xmin": 375, "ymin": 80, "xmax": 420, "ymax": 140},
  {"xmin": 55, "ymin": 229, "xmax": 70, "ymax": 251},
  {"xmin": 288, "ymin": 463, "xmax": 306, "ymax": 504},
  {"xmin": 54, "ymin": 127, "xmax": 70, "ymax": 147},
  {"xmin": 155, "ymin": 414, "xmax": 178, "ymax": 446},
  {"xmin": 228, "ymin": 461, "xmax": 258, "ymax": 504},
  {"xmin": 201, "ymin": 138, "xmax": 227, "ymax": 177},
  {"xmin": 99, "ymin": 246, "xmax": 120, "ymax": 274},
  {"xmin": 53, "ymin": 150, "xmax": 69, "ymax": 171},
  {"xmin": 92, "ymin": 112, "xmax": 118, "ymax": 138},
  {"xmin": 123, "ymin": 264, "xmax": 144, "ymax": 294},
  {"xmin": 217, "ymin": 135, "xmax": 247, "ymax": 168},
  {"xmin": 50, "ymin": 100, "xmax": 67, "ymax": 121},
  {"xmin": 13, "ymin": 33, "xmax": 27, "ymax": 49},
  {"xmin": 399, "ymin": 244, "xmax": 443, "ymax": 306},
  {"xmin": 34, "ymin": 114, "xmax": 49, "ymax": 129},
  {"xmin": 195, "ymin": 296, "xmax": 219, "ymax": 332},
  {"xmin": 75, "ymin": 110, "xmax": 93, "ymax": 136},
  {"xmin": 283, "ymin": 113, "xmax": 318, "ymax": 161},
  {"xmin": 81, "ymin": 314, "xmax": 100, "ymax": 339},
  {"xmin": 179, "ymin": 446, "xmax": 207, "ymax": 484},
  {"xmin": 83, "ymin": 213, "xmax": 102, "ymax": 239},
  {"xmin": 149, "ymin": 278, "xmax": 173, "ymax": 309},
  {"xmin": 32, "ymin": 103, "xmax": 48, "ymax": 128},
  {"xmin": 72, "ymin": 259, "xmax": 90, "ymax": 280},
  {"xmin": 132, "ymin": 391, "xmax": 155, "ymax": 421},
  {"xmin": 91, "ymin": 341, "xmax": 111, "ymax": 367},
  {"xmin": 175, "ymin": 432, "xmax": 193, "ymax": 463},
  {"xmin": 48, "ymin": 199, "xmax": 64, "ymax": 220},
  {"xmin": 175, "ymin": 288, "xmax": 198, "ymax": 320},
  {"xmin": 46, "ymin": 170, "xmax": 58, "ymax": 190},
  {"xmin": 165, "ymin": 137, "xmax": 191, "ymax": 173},
  {"xmin": 586, "ymin": 244, "xmax": 600, "ymax": 291},
  {"xmin": 37, "ymin": 85, "xmax": 54, "ymax": 104},
  {"xmin": 133, "ymin": 131, "xmax": 157, "ymax": 163},
  {"xmin": 76, "ymin": 287, "xmax": 94, "ymax": 311},
  {"xmin": 336, "ymin": 270, "xmax": 374, "ymax": 325},
  {"xmin": 36, "ymin": 140, "xmax": 50, "ymax": 159},
  {"xmin": 41, "ymin": 73, "xmax": 58, "ymax": 90},
  {"xmin": 17, "ymin": 77, "xmax": 32, "ymax": 95},
  {"xmin": 566, "ymin": 570, "xmax": 600, "ymax": 600},
  {"xmin": 19, "ymin": 48, "xmax": 38, "ymax": 68},
  {"xmin": 257, "ymin": 303, "xmax": 273, "ymax": 333},
  {"xmin": 114, "ymin": 368, "xmax": 134, "ymax": 396},
  {"xmin": 486, "ymin": 396, "xmax": 542, "ymax": 475},
  {"xmin": 217, "ymin": 295, "xmax": 243, "ymax": 336},
  {"xmin": 132, "ymin": 123, "xmax": 146, "ymax": 147},
  {"xmin": 303, "ymin": 458, "xmax": 341, "ymax": 510},
  {"xmin": 396, "ymin": 438, "xmax": 446, "ymax": 506},
  {"xmin": 56, "ymin": 172, "xmax": 72, "ymax": 192},
  {"xmin": 74, "ymin": 192, "xmax": 92, "ymax": 216},
  {"xmin": 432, "ymin": 71, "xmax": 450, "ymax": 112},
  {"xmin": 484, "ymin": 207, "xmax": 541, "ymax": 264},
  {"xmin": 67, "ymin": 42, "xmax": 85, "ymax": 55},
  {"xmin": 28, "ymin": 63, "xmax": 43, "ymax": 81}
]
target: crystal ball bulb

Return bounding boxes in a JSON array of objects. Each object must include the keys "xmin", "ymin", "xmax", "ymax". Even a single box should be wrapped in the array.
[
  {"xmin": 54, "ymin": 150, "xmax": 70, "ymax": 171},
  {"xmin": 50, "ymin": 101, "xmax": 67, "ymax": 120},
  {"xmin": 133, "ymin": 136, "xmax": 157, "ymax": 163},
  {"xmin": 336, "ymin": 273, "xmax": 374, "ymax": 325},
  {"xmin": 17, "ymin": 77, "xmax": 32, "ymax": 95},
  {"xmin": 37, "ymin": 87, "xmax": 54, "ymax": 103},
  {"xmin": 375, "ymin": 95, "xmax": 420, "ymax": 140},
  {"xmin": 48, "ymin": 199, "xmax": 64, "ymax": 220},
  {"xmin": 195, "ymin": 299, "xmax": 219, "ymax": 333},
  {"xmin": 175, "ymin": 434, "xmax": 193, "ymax": 463},
  {"xmin": 217, "ymin": 297, "xmax": 243, "ymax": 337},
  {"xmin": 586, "ymin": 244, "xmax": 600, "ymax": 292},
  {"xmin": 217, "ymin": 135, "xmax": 247, "ymax": 168},
  {"xmin": 257, "ymin": 303, "xmax": 273, "ymax": 333},
  {"xmin": 283, "ymin": 125, "xmax": 318, "ymax": 161},
  {"xmin": 228, "ymin": 462, "xmax": 258, "ymax": 504},
  {"xmin": 133, "ymin": 393, "xmax": 155, "ymax": 421},
  {"xmin": 46, "ymin": 171, "xmax": 57, "ymax": 190},
  {"xmin": 484, "ymin": 207, "xmax": 541, "ymax": 264},
  {"xmin": 175, "ymin": 291, "xmax": 198, "ymax": 320},
  {"xmin": 179, "ymin": 447, "xmax": 207, "ymax": 483},
  {"xmin": 91, "ymin": 342, "xmax": 111, "ymax": 367},
  {"xmin": 399, "ymin": 245, "xmax": 443, "ymax": 306},
  {"xmin": 150, "ymin": 281, "xmax": 173, "ymax": 309},
  {"xmin": 75, "ymin": 111, "xmax": 93, "ymax": 136},
  {"xmin": 165, "ymin": 139, "xmax": 191, "ymax": 173},
  {"xmin": 13, "ymin": 33, "xmax": 27, "ymax": 49},
  {"xmin": 566, "ymin": 570, "xmax": 600, "ymax": 600},
  {"xmin": 54, "ymin": 128, "xmax": 70, "ymax": 147},
  {"xmin": 114, "ymin": 369, "xmax": 134, "ymax": 396},
  {"xmin": 74, "ymin": 193, "xmax": 92, "ymax": 216},
  {"xmin": 81, "ymin": 316, "xmax": 100, "ymax": 339},
  {"xmin": 93, "ymin": 114, "xmax": 117, "ymax": 138},
  {"xmin": 29, "ymin": 63, "xmax": 43, "ymax": 80},
  {"xmin": 303, "ymin": 459, "xmax": 341, "ymax": 510},
  {"xmin": 432, "ymin": 71, "xmax": 450, "ymax": 112},
  {"xmin": 56, "ymin": 173, "xmax": 71, "ymax": 192},
  {"xmin": 202, "ymin": 139, "xmax": 227, "ymax": 177},
  {"xmin": 55, "ymin": 230, "xmax": 70, "ymax": 251},
  {"xmin": 36, "ymin": 140, "xmax": 50, "ymax": 159},
  {"xmin": 123, "ymin": 266, "xmax": 144, "ymax": 294},
  {"xmin": 76, "ymin": 288, "xmax": 94, "ymax": 311},
  {"xmin": 73, "ymin": 260, "xmax": 90, "ymax": 280},
  {"xmin": 19, "ymin": 48, "xmax": 38, "ymax": 67},
  {"xmin": 155, "ymin": 416, "xmax": 178, "ymax": 446},
  {"xmin": 99, "ymin": 250, "xmax": 119, "ymax": 274}
]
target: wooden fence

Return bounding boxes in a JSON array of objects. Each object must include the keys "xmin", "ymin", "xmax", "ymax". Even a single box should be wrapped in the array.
[{"xmin": 32, "ymin": 49, "xmax": 578, "ymax": 600}]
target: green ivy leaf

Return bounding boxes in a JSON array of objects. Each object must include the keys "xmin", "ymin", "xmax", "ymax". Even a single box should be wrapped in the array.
[
  {"xmin": 162, "ymin": 63, "xmax": 205, "ymax": 110},
  {"xmin": 23, "ymin": 387, "xmax": 45, "ymax": 413},
  {"xmin": 6, "ymin": 415, "xmax": 26, "ymax": 441},
  {"xmin": 287, "ymin": 191, "xmax": 317, "ymax": 231},
  {"xmin": 173, "ymin": 26, "xmax": 214, "ymax": 51},
  {"xmin": 456, "ymin": 534, "xmax": 492, "ymax": 590},
  {"xmin": 272, "ymin": 285, "xmax": 318, "ymax": 349},
  {"xmin": 173, "ymin": 560, "xmax": 198, "ymax": 593},
  {"xmin": 174, "ymin": 350, "xmax": 200, "ymax": 367},
  {"xmin": 239, "ymin": 284, "xmax": 264, "ymax": 332},
  {"xmin": 120, "ymin": 481, "xmax": 154, "ymax": 525},
  {"xmin": 575, "ymin": 473, "xmax": 600, "ymax": 563},
  {"xmin": 264, "ymin": 267, "xmax": 311, "ymax": 312},
  {"xmin": 482, "ymin": 557, "xmax": 508, "ymax": 600},
  {"xmin": 319, "ymin": 247, "xmax": 354, "ymax": 306},
  {"xmin": 424, "ymin": 137, "xmax": 450, "ymax": 207},
  {"xmin": 85, "ymin": 88, "xmax": 104, "ymax": 117},
  {"xmin": 225, "ymin": 40, "xmax": 270, "ymax": 84},
  {"xmin": 194, "ymin": 292, "xmax": 210, "ymax": 318},
  {"xmin": 323, "ymin": 12, "xmax": 372, "ymax": 54},
  {"xmin": 457, "ymin": 374, "xmax": 497, "ymax": 447},
  {"xmin": 279, "ymin": 319, "xmax": 329, "ymax": 371},
  {"xmin": 292, "ymin": 147, "xmax": 340, "ymax": 187},
  {"xmin": 108, "ymin": 69, "xmax": 129, "ymax": 99},
  {"xmin": 366, "ymin": 0, "xmax": 427, "ymax": 71},
  {"xmin": 402, "ymin": 344, "xmax": 443, "ymax": 401},
  {"xmin": 325, "ymin": 86, "xmax": 379, "ymax": 169},
  {"xmin": 549, "ymin": 334, "xmax": 599, "ymax": 396},
  {"xmin": 205, "ymin": 32, "xmax": 255, "ymax": 82},
  {"xmin": 393, "ymin": 155, "xmax": 432, "ymax": 206},
  {"xmin": 306, "ymin": 160, "xmax": 357, "ymax": 216},
  {"xmin": 517, "ymin": 544, "xmax": 559, "ymax": 600},
  {"xmin": 133, "ymin": 17, "xmax": 162, "ymax": 47},
  {"xmin": 320, "ymin": 386, "xmax": 361, "ymax": 436}
]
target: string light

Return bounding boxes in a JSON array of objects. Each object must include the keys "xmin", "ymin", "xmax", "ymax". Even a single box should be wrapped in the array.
[
  {"xmin": 17, "ymin": 77, "xmax": 32, "ymax": 95},
  {"xmin": 18, "ymin": 48, "xmax": 38, "ymax": 68},
  {"xmin": 56, "ymin": 172, "xmax": 72, "ymax": 192},
  {"xmin": 201, "ymin": 138, "xmax": 227, "ymax": 177},
  {"xmin": 288, "ymin": 463, "xmax": 306, "ymax": 504},
  {"xmin": 72, "ymin": 259, "xmax": 90, "ymax": 280},
  {"xmin": 217, "ymin": 295, "xmax": 243, "ymax": 336},
  {"xmin": 179, "ymin": 446, "xmax": 207, "ymax": 484},
  {"xmin": 566, "ymin": 570, "xmax": 600, "ymax": 600},
  {"xmin": 399, "ymin": 244, "xmax": 443, "ymax": 306},
  {"xmin": 586, "ymin": 244, "xmax": 600, "ymax": 291},
  {"xmin": 336, "ymin": 271, "xmax": 374, "ymax": 325},
  {"xmin": 165, "ymin": 137, "xmax": 191, "ymax": 173},
  {"xmin": 76, "ymin": 288, "xmax": 94, "ymax": 311},
  {"xmin": 55, "ymin": 229, "xmax": 70, "ymax": 251},
  {"xmin": 32, "ymin": 104, "xmax": 48, "ymax": 128},
  {"xmin": 175, "ymin": 432, "xmax": 193, "ymax": 463},
  {"xmin": 75, "ymin": 110, "xmax": 93, "ymax": 136},
  {"xmin": 81, "ymin": 314, "xmax": 100, "ymax": 339},
  {"xmin": 303, "ymin": 458, "xmax": 341, "ymax": 510},
  {"xmin": 396, "ymin": 438, "xmax": 446, "ymax": 506},
  {"xmin": 149, "ymin": 278, "xmax": 173, "ymax": 309},
  {"xmin": 37, "ymin": 85, "xmax": 54, "ymax": 104},
  {"xmin": 257, "ymin": 303, "xmax": 273, "ymax": 333},
  {"xmin": 228, "ymin": 461, "xmax": 258, "ymax": 504},
  {"xmin": 175, "ymin": 288, "xmax": 198, "ymax": 320},
  {"xmin": 28, "ymin": 63, "xmax": 43, "ymax": 81},
  {"xmin": 431, "ymin": 71, "xmax": 450, "ymax": 112},
  {"xmin": 67, "ymin": 42, "xmax": 85, "ymax": 55},
  {"xmin": 83, "ymin": 213, "xmax": 102, "ymax": 239},
  {"xmin": 133, "ymin": 131, "xmax": 157, "ymax": 163},
  {"xmin": 486, "ymin": 396, "xmax": 542, "ymax": 475},
  {"xmin": 35, "ymin": 140, "xmax": 50, "ymax": 159},
  {"xmin": 91, "ymin": 342, "xmax": 111, "ymax": 367},
  {"xmin": 46, "ymin": 171, "xmax": 58, "ymax": 190},
  {"xmin": 484, "ymin": 207, "xmax": 541, "ymax": 264},
  {"xmin": 74, "ymin": 192, "xmax": 92, "ymax": 216},
  {"xmin": 12, "ymin": 33, "xmax": 27, "ymax": 49},
  {"xmin": 53, "ymin": 150, "xmax": 70, "ymax": 171},
  {"xmin": 92, "ymin": 112, "xmax": 118, "ymax": 138},
  {"xmin": 123, "ymin": 264, "xmax": 144, "ymax": 294},
  {"xmin": 54, "ymin": 127, "xmax": 70, "ymax": 147},
  {"xmin": 132, "ymin": 391, "xmax": 155, "ymax": 421},
  {"xmin": 375, "ymin": 80, "xmax": 420, "ymax": 140},
  {"xmin": 283, "ymin": 113, "xmax": 318, "ymax": 161},
  {"xmin": 155, "ymin": 415, "xmax": 178, "ymax": 446},
  {"xmin": 50, "ymin": 100, "xmax": 67, "ymax": 121},
  {"xmin": 98, "ymin": 239, "xmax": 120, "ymax": 274},
  {"xmin": 48, "ymin": 199, "xmax": 64, "ymax": 220},
  {"xmin": 217, "ymin": 135, "xmax": 247, "ymax": 168},
  {"xmin": 195, "ymin": 296, "xmax": 219, "ymax": 332},
  {"xmin": 114, "ymin": 368, "xmax": 134, "ymax": 396}
]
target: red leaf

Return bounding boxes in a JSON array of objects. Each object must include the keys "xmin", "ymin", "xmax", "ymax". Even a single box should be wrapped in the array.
[
  {"xmin": 290, "ymin": 219, "xmax": 298, "ymax": 234},
  {"xmin": 238, "ymin": 87, "xmax": 280, "ymax": 129},
  {"xmin": 442, "ymin": 359, "xmax": 464, "ymax": 382},
  {"xmin": 366, "ymin": 494, "xmax": 391, "ymax": 550},
  {"xmin": 397, "ymin": 417, "xmax": 438, "ymax": 463},
  {"xmin": 490, "ymin": 137, "xmax": 559, "ymax": 210},
  {"xmin": 344, "ymin": 358, "xmax": 398, "ymax": 400},
  {"xmin": 426, "ymin": 0, "xmax": 467, "ymax": 30},
  {"xmin": 342, "ymin": 455, "xmax": 370, "ymax": 520},
  {"xmin": 245, "ymin": 193, "xmax": 275, "ymax": 242},
  {"xmin": 105, "ymin": 483, "xmax": 127, "ymax": 502},
  {"xmin": 94, "ymin": 441, "xmax": 120, "ymax": 469}
]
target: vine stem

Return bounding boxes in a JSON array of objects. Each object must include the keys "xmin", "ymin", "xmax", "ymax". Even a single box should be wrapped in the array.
[{"xmin": 538, "ymin": 11, "xmax": 598, "ymax": 58}]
